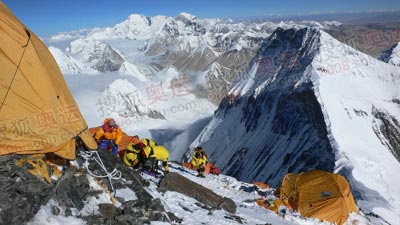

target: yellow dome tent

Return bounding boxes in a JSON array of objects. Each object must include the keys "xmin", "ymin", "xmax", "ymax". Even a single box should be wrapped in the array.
[
  {"xmin": 0, "ymin": 2, "xmax": 97, "ymax": 159},
  {"xmin": 280, "ymin": 170, "xmax": 358, "ymax": 225}
]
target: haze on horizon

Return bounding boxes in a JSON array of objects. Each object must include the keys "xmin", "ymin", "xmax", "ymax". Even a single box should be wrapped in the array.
[{"xmin": 2, "ymin": 0, "xmax": 400, "ymax": 36}]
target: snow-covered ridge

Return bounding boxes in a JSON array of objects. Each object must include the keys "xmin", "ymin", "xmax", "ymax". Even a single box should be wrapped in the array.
[{"xmin": 48, "ymin": 46, "xmax": 96, "ymax": 74}]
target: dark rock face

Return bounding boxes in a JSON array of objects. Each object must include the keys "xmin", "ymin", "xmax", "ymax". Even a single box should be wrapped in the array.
[
  {"xmin": 223, "ymin": 86, "xmax": 336, "ymax": 186},
  {"xmin": 378, "ymin": 43, "xmax": 397, "ymax": 63},
  {"xmin": 55, "ymin": 166, "xmax": 89, "ymax": 210},
  {"xmin": 158, "ymin": 172, "xmax": 237, "ymax": 214},
  {"xmin": 192, "ymin": 28, "xmax": 335, "ymax": 187},
  {"xmin": 0, "ymin": 155, "xmax": 53, "ymax": 224},
  {"xmin": 373, "ymin": 109, "xmax": 400, "ymax": 163},
  {"xmin": 89, "ymin": 45, "xmax": 125, "ymax": 72}
]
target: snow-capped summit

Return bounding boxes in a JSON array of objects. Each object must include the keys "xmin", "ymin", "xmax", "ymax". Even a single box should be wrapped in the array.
[
  {"xmin": 86, "ymin": 14, "xmax": 169, "ymax": 40},
  {"xmin": 175, "ymin": 12, "xmax": 197, "ymax": 22},
  {"xmin": 68, "ymin": 38, "xmax": 126, "ymax": 72},
  {"xmin": 126, "ymin": 14, "xmax": 150, "ymax": 25},
  {"xmin": 113, "ymin": 14, "xmax": 151, "ymax": 38},
  {"xmin": 190, "ymin": 27, "xmax": 400, "ymax": 224},
  {"xmin": 102, "ymin": 79, "xmax": 165, "ymax": 119}
]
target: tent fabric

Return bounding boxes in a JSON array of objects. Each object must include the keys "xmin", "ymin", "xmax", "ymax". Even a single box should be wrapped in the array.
[
  {"xmin": 256, "ymin": 198, "xmax": 291, "ymax": 214},
  {"xmin": 0, "ymin": 2, "xmax": 97, "ymax": 159},
  {"xmin": 182, "ymin": 162, "xmax": 194, "ymax": 170},
  {"xmin": 280, "ymin": 170, "xmax": 358, "ymax": 225},
  {"xmin": 208, "ymin": 162, "xmax": 220, "ymax": 175},
  {"xmin": 254, "ymin": 181, "xmax": 270, "ymax": 190}
]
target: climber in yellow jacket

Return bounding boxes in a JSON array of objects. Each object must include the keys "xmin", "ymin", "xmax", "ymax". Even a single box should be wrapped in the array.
[
  {"xmin": 191, "ymin": 146, "xmax": 207, "ymax": 177},
  {"xmin": 140, "ymin": 138, "xmax": 157, "ymax": 148},
  {"xmin": 143, "ymin": 145, "xmax": 169, "ymax": 173},
  {"xmin": 123, "ymin": 137, "xmax": 169, "ymax": 173},
  {"xmin": 94, "ymin": 118, "xmax": 123, "ymax": 155},
  {"xmin": 123, "ymin": 142, "xmax": 145, "ymax": 168}
]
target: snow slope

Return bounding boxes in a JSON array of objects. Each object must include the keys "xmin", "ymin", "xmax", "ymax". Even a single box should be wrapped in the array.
[
  {"xmin": 313, "ymin": 32, "xmax": 400, "ymax": 224},
  {"xmin": 48, "ymin": 46, "xmax": 95, "ymax": 74},
  {"xmin": 190, "ymin": 27, "xmax": 400, "ymax": 224},
  {"xmin": 118, "ymin": 62, "xmax": 148, "ymax": 81},
  {"xmin": 28, "ymin": 162, "xmax": 368, "ymax": 225}
]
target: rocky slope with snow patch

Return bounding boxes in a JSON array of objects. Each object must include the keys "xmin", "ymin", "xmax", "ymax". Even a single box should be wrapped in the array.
[{"xmin": 189, "ymin": 27, "xmax": 400, "ymax": 224}]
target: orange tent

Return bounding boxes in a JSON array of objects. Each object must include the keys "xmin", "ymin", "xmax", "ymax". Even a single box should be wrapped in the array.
[
  {"xmin": 0, "ymin": 2, "xmax": 97, "ymax": 159},
  {"xmin": 280, "ymin": 170, "xmax": 358, "ymax": 225}
]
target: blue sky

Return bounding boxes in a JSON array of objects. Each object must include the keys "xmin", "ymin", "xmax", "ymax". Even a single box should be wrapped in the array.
[{"xmin": 2, "ymin": 0, "xmax": 400, "ymax": 36}]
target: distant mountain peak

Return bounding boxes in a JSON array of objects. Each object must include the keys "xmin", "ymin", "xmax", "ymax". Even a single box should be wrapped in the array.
[
  {"xmin": 176, "ymin": 12, "xmax": 197, "ymax": 21},
  {"xmin": 230, "ymin": 27, "xmax": 321, "ymax": 97},
  {"xmin": 124, "ymin": 14, "xmax": 151, "ymax": 26},
  {"xmin": 67, "ymin": 38, "xmax": 126, "ymax": 72},
  {"xmin": 103, "ymin": 79, "xmax": 165, "ymax": 119}
]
